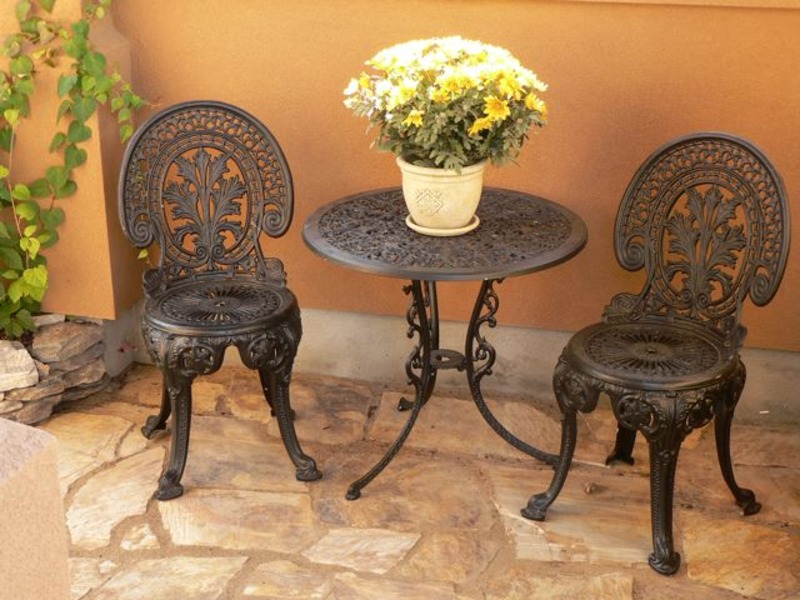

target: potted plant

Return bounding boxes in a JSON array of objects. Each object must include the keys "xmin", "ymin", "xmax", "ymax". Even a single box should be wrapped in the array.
[
  {"xmin": 0, "ymin": 0, "xmax": 143, "ymax": 340},
  {"xmin": 343, "ymin": 35, "xmax": 548, "ymax": 235}
]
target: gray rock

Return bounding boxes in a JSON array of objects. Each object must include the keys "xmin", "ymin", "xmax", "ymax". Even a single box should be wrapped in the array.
[
  {"xmin": 0, "ymin": 341, "xmax": 39, "ymax": 392},
  {"xmin": 31, "ymin": 322, "xmax": 104, "ymax": 363},
  {"xmin": 5, "ymin": 374, "xmax": 66, "ymax": 403},
  {"xmin": 47, "ymin": 342, "xmax": 105, "ymax": 373},
  {"xmin": 32, "ymin": 313, "xmax": 66, "ymax": 327},
  {"xmin": 0, "ymin": 399, "xmax": 24, "ymax": 415},
  {"xmin": 7, "ymin": 395, "xmax": 61, "ymax": 425},
  {"xmin": 61, "ymin": 375, "xmax": 110, "ymax": 402},
  {"xmin": 61, "ymin": 358, "xmax": 106, "ymax": 390}
]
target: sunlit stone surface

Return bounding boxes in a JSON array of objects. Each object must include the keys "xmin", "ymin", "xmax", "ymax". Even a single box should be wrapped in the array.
[
  {"xmin": 159, "ymin": 488, "xmax": 323, "ymax": 553},
  {"xmin": 485, "ymin": 569, "xmax": 634, "ymax": 600},
  {"xmin": 37, "ymin": 365, "xmax": 798, "ymax": 599},
  {"xmin": 302, "ymin": 527, "xmax": 420, "ymax": 574},
  {"xmin": 683, "ymin": 511, "xmax": 800, "ymax": 598},
  {"xmin": 241, "ymin": 560, "xmax": 331, "ymax": 598},
  {"xmin": 66, "ymin": 447, "xmax": 165, "ymax": 549},
  {"xmin": 89, "ymin": 557, "xmax": 247, "ymax": 600}
]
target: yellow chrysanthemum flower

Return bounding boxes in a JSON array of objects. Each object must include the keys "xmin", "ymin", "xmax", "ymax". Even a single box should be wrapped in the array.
[
  {"xmin": 403, "ymin": 110, "xmax": 424, "ymax": 127},
  {"xmin": 468, "ymin": 116, "xmax": 493, "ymax": 137},
  {"xmin": 484, "ymin": 96, "xmax": 510, "ymax": 122},
  {"xmin": 430, "ymin": 88, "xmax": 450, "ymax": 104},
  {"xmin": 498, "ymin": 75, "xmax": 523, "ymax": 100},
  {"xmin": 525, "ymin": 93, "xmax": 547, "ymax": 118}
]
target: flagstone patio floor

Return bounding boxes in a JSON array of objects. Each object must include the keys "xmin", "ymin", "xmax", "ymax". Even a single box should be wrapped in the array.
[{"xmin": 40, "ymin": 364, "xmax": 799, "ymax": 599}]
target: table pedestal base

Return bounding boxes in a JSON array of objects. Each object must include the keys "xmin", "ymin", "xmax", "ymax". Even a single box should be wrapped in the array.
[{"xmin": 346, "ymin": 279, "xmax": 558, "ymax": 500}]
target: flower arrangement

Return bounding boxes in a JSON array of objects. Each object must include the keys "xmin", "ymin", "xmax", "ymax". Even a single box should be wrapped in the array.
[{"xmin": 343, "ymin": 36, "xmax": 548, "ymax": 171}]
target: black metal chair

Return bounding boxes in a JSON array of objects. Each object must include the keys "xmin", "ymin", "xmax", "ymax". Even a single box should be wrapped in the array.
[
  {"xmin": 521, "ymin": 133, "xmax": 790, "ymax": 574},
  {"xmin": 118, "ymin": 100, "xmax": 321, "ymax": 500}
]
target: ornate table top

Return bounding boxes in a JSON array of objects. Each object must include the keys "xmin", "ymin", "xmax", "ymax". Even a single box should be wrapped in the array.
[{"xmin": 302, "ymin": 187, "xmax": 587, "ymax": 281}]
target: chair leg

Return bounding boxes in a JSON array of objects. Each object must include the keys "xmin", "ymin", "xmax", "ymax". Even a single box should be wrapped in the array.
[
  {"xmin": 258, "ymin": 369, "xmax": 295, "ymax": 420},
  {"xmin": 155, "ymin": 369, "xmax": 194, "ymax": 501},
  {"xmin": 521, "ymin": 359, "xmax": 599, "ymax": 521},
  {"xmin": 646, "ymin": 433, "xmax": 683, "ymax": 575},
  {"xmin": 142, "ymin": 384, "xmax": 171, "ymax": 439},
  {"xmin": 521, "ymin": 408, "xmax": 578, "ymax": 521},
  {"xmin": 261, "ymin": 367, "xmax": 321, "ymax": 482},
  {"xmin": 606, "ymin": 425, "xmax": 636, "ymax": 465},
  {"xmin": 715, "ymin": 362, "xmax": 761, "ymax": 515}
]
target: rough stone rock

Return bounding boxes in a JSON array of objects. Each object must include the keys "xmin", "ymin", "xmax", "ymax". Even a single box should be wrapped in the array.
[
  {"xmin": 48, "ymin": 342, "xmax": 104, "ymax": 372},
  {"xmin": 32, "ymin": 313, "xmax": 65, "ymax": 327},
  {"xmin": 61, "ymin": 358, "xmax": 106, "ymax": 390},
  {"xmin": 62, "ymin": 375, "xmax": 110, "ymax": 402},
  {"xmin": 7, "ymin": 395, "xmax": 61, "ymax": 425},
  {"xmin": 0, "ymin": 399, "xmax": 23, "ymax": 415},
  {"xmin": 30, "ymin": 321, "xmax": 104, "ymax": 363},
  {"xmin": 5, "ymin": 373, "xmax": 65, "ymax": 403},
  {"xmin": 0, "ymin": 341, "xmax": 39, "ymax": 392}
]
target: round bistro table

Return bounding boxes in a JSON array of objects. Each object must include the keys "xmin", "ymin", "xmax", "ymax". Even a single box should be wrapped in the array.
[{"xmin": 303, "ymin": 187, "xmax": 588, "ymax": 499}]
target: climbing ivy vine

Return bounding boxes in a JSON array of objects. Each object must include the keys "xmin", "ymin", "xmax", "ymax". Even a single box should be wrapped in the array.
[{"xmin": 0, "ymin": 0, "xmax": 143, "ymax": 338}]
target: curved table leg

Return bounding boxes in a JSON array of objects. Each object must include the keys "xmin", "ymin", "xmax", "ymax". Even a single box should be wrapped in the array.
[
  {"xmin": 397, "ymin": 280, "xmax": 439, "ymax": 412},
  {"xmin": 465, "ymin": 279, "xmax": 559, "ymax": 467},
  {"xmin": 347, "ymin": 280, "xmax": 434, "ymax": 500}
]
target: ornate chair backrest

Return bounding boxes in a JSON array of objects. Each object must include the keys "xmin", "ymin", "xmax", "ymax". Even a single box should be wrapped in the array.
[
  {"xmin": 118, "ymin": 101, "xmax": 294, "ymax": 294},
  {"xmin": 606, "ymin": 133, "xmax": 790, "ymax": 339}
]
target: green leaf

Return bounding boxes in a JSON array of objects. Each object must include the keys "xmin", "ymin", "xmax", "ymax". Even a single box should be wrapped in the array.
[
  {"xmin": 28, "ymin": 178, "xmax": 51, "ymax": 198},
  {"xmin": 72, "ymin": 19, "xmax": 89, "ymax": 39},
  {"xmin": 9, "ymin": 56, "xmax": 33, "ymax": 76},
  {"xmin": 15, "ymin": 308, "xmax": 34, "ymax": 330},
  {"xmin": 0, "ymin": 128, "xmax": 12, "ymax": 152},
  {"xmin": 15, "ymin": 78, "xmax": 34, "ymax": 97},
  {"xmin": 15, "ymin": 0, "xmax": 32, "ymax": 20},
  {"xmin": 23, "ymin": 224, "xmax": 36, "ymax": 237},
  {"xmin": 1, "ymin": 270, "xmax": 20, "ymax": 280},
  {"xmin": 137, "ymin": 248, "xmax": 149, "ymax": 260},
  {"xmin": 0, "ymin": 222, "xmax": 10, "ymax": 238},
  {"xmin": 40, "ymin": 207, "xmax": 65, "ymax": 229},
  {"xmin": 0, "ymin": 165, "xmax": 9, "ymax": 179},
  {"xmin": 119, "ymin": 123, "xmax": 134, "ymax": 143},
  {"xmin": 57, "ymin": 74, "xmax": 78, "ymax": 97},
  {"xmin": 40, "ymin": 229, "xmax": 58, "ymax": 247},
  {"xmin": 11, "ymin": 184, "xmax": 31, "ymax": 201},
  {"xmin": 67, "ymin": 120, "xmax": 92, "ymax": 143},
  {"xmin": 4, "ymin": 109, "xmax": 20, "ymax": 126},
  {"xmin": 49, "ymin": 132, "xmax": 67, "ymax": 152},
  {"xmin": 40, "ymin": 0, "xmax": 55, "ymax": 12},
  {"xmin": 46, "ymin": 166, "xmax": 69, "ymax": 190},
  {"xmin": 19, "ymin": 235, "xmax": 40, "ymax": 259},
  {"xmin": 0, "ymin": 247, "xmax": 23, "ymax": 270},
  {"xmin": 65, "ymin": 144, "xmax": 87, "ymax": 169},
  {"xmin": 22, "ymin": 265, "xmax": 47, "ymax": 293},
  {"xmin": 54, "ymin": 180, "xmax": 77, "ymax": 199},
  {"xmin": 82, "ymin": 51, "xmax": 107, "ymax": 77},
  {"xmin": 71, "ymin": 96, "xmax": 97, "ymax": 122},
  {"xmin": 8, "ymin": 278, "xmax": 25, "ymax": 302},
  {"xmin": 57, "ymin": 99, "xmax": 71, "ymax": 122}
]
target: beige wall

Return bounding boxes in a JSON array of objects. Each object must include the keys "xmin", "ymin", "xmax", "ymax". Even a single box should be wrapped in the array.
[{"xmin": 10, "ymin": 0, "xmax": 798, "ymax": 351}]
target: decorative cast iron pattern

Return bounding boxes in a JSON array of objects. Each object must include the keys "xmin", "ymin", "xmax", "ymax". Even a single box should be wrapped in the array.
[
  {"xmin": 613, "ymin": 133, "xmax": 790, "ymax": 330},
  {"xmin": 309, "ymin": 188, "xmax": 584, "ymax": 280},
  {"xmin": 583, "ymin": 323, "xmax": 721, "ymax": 380},
  {"xmin": 523, "ymin": 133, "xmax": 789, "ymax": 576},
  {"xmin": 119, "ymin": 101, "xmax": 293, "ymax": 287},
  {"xmin": 117, "ymin": 101, "xmax": 319, "ymax": 501},
  {"xmin": 155, "ymin": 281, "xmax": 285, "ymax": 327}
]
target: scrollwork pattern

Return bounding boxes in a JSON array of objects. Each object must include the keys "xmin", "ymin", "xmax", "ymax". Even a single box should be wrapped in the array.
[
  {"xmin": 614, "ymin": 134, "xmax": 789, "ymax": 332},
  {"xmin": 119, "ymin": 102, "xmax": 293, "ymax": 287}
]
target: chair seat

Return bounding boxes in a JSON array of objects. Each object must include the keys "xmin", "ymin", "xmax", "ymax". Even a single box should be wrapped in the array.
[
  {"xmin": 564, "ymin": 320, "xmax": 737, "ymax": 391},
  {"xmin": 144, "ymin": 278, "xmax": 297, "ymax": 337}
]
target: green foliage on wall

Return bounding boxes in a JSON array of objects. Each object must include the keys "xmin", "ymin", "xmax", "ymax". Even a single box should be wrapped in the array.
[{"xmin": 0, "ymin": 0, "xmax": 143, "ymax": 339}]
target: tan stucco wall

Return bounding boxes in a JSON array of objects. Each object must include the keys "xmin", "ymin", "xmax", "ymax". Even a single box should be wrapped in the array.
[{"xmin": 6, "ymin": 1, "xmax": 799, "ymax": 351}]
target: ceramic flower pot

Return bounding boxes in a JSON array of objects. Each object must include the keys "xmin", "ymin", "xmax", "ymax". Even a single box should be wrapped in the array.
[{"xmin": 397, "ymin": 156, "xmax": 487, "ymax": 236}]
